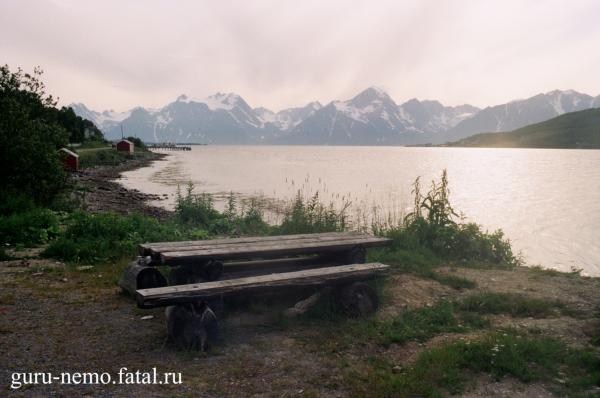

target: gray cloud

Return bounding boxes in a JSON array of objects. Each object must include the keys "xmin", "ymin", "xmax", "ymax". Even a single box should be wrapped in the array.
[{"xmin": 2, "ymin": 0, "xmax": 599, "ymax": 111}]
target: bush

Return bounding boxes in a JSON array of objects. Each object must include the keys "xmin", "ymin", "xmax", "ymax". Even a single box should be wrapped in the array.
[
  {"xmin": 377, "ymin": 170, "xmax": 520, "ymax": 267},
  {"xmin": 42, "ymin": 211, "xmax": 188, "ymax": 263},
  {"xmin": 175, "ymin": 185, "xmax": 269, "ymax": 236},
  {"xmin": 0, "ymin": 208, "xmax": 60, "ymax": 246},
  {"xmin": 175, "ymin": 183, "xmax": 222, "ymax": 228},
  {"xmin": 275, "ymin": 191, "xmax": 349, "ymax": 235}
]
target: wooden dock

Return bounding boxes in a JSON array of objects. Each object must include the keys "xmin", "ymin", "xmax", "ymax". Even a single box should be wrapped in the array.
[{"xmin": 149, "ymin": 144, "xmax": 192, "ymax": 151}]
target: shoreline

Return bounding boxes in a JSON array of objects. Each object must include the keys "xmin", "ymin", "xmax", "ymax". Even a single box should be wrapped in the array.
[{"xmin": 74, "ymin": 151, "xmax": 174, "ymax": 220}]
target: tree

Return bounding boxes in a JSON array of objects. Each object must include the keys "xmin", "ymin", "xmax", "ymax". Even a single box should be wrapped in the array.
[
  {"xmin": 0, "ymin": 65, "xmax": 69, "ymax": 206},
  {"xmin": 55, "ymin": 106, "xmax": 103, "ymax": 143}
]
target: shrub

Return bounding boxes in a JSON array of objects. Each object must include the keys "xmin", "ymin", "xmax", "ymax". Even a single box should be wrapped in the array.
[
  {"xmin": 175, "ymin": 183, "xmax": 222, "ymax": 229},
  {"xmin": 175, "ymin": 185, "xmax": 269, "ymax": 236},
  {"xmin": 378, "ymin": 170, "xmax": 520, "ymax": 267},
  {"xmin": 275, "ymin": 191, "xmax": 349, "ymax": 235},
  {"xmin": 0, "ymin": 208, "xmax": 60, "ymax": 246},
  {"xmin": 42, "ymin": 211, "xmax": 188, "ymax": 263}
]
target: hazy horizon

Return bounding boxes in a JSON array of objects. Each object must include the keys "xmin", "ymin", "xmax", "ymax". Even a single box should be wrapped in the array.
[{"xmin": 2, "ymin": 0, "xmax": 600, "ymax": 112}]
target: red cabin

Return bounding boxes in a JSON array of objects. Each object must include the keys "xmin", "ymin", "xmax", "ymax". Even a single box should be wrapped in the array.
[
  {"xmin": 116, "ymin": 139, "xmax": 134, "ymax": 153},
  {"xmin": 58, "ymin": 148, "xmax": 79, "ymax": 171}
]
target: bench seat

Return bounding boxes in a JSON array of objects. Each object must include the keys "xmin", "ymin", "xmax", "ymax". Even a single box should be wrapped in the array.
[{"xmin": 136, "ymin": 262, "xmax": 389, "ymax": 308}]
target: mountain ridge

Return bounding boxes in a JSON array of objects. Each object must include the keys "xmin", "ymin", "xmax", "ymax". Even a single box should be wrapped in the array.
[
  {"xmin": 447, "ymin": 107, "xmax": 600, "ymax": 149},
  {"xmin": 70, "ymin": 88, "xmax": 600, "ymax": 145}
]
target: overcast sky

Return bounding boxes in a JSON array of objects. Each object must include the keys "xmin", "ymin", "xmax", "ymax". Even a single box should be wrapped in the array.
[{"xmin": 2, "ymin": 0, "xmax": 600, "ymax": 112}]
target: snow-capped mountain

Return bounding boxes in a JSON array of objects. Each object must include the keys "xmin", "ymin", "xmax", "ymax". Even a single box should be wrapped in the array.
[
  {"xmin": 398, "ymin": 99, "xmax": 479, "ymax": 134},
  {"xmin": 70, "ymin": 88, "xmax": 600, "ymax": 145},
  {"xmin": 69, "ymin": 103, "xmax": 131, "ymax": 134},
  {"xmin": 280, "ymin": 87, "xmax": 480, "ymax": 145},
  {"xmin": 254, "ymin": 101, "xmax": 322, "ymax": 132},
  {"xmin": 443, "ymin": 90, "xmax": 600, "ymax": 143}
]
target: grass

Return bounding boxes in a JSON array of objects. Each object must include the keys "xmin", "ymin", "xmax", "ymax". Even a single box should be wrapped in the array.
[
  {"xmin": 291, "ymin": 298, "xmax": 487, "ymax": 353},
  {"xmin": 77, "ymin": 146, "xmax": 154, "ymax": 168},
  {"xmin": 346, "ymin": 330, "xmax": 600, "ymax": 397},
  {"xmin": 293, "ymin": 291, "xmax": 571, "ymax": 357},
  {"xmin": 353, "ymin": 292, "xmax": 567, "ymax": 348},
  {"xmin": 364, "ymin": 302, "xmax": 488, "ymax": 346},
  {"xmin": 458, "ymin": 292, "xmax": 564, "ymax": 318},
  {"xmin": 432, "ymin": 273, "xmax": 477, "ymax": 289},
  {"xmin": 274, "ymin": 191, "xmax": 350, "ymax": 235},
  {"xmin": 587, "ymin": 319, "xmax": 600, "ymax": 347},
  {"xmin": 42, "ymin": 211, "xmax": 192, "ymax": 263},
  {"xmin": 0, "ymin": 207, "xmax": 60, "ymax": 246}
]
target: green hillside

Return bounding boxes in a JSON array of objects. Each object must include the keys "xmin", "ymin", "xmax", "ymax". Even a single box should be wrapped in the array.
[{"xmin": 448, "ymin": 108, "xmax": 600, "ymax": 149}]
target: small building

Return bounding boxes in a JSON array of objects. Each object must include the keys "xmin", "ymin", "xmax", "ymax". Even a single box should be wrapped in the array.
[
  {"xmin": 58, "ymin": 148, "xmax": 79, "ymax": 172},
  {"xmin": 116, "ymin": 139, "xmax": 134, "ymax": 154}
]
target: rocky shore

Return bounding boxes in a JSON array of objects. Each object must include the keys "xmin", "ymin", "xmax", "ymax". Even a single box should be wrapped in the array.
[{"xmin": 73, "ymin": 152, "xmax": 173, "ymax": 219}]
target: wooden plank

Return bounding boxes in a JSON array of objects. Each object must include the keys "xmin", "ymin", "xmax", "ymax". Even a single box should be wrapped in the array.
[
  {"xmin": 222, "ymin": 256, "xmax": 324, "ymax": 274},
  {"xmin": 137, "ymin": 263, "xmax": 389, "ymax": 308},
  {"xmin": 160, "ymin": 236, "xmax": 390, "ymax": 265},
  {"xmin": 139, "ymin": 232, "xmax": 357, "ymax": 254},
  {"xmin": 148, "ymin": 233, "xmax": 381, "ymax": 258},
  {"xmin": 139, "ymin": 232, "xmax": 363, "ymax": 256},
  {"xmin": 220, "ymin": 256, "xmax": 336, "ymax": 280}
]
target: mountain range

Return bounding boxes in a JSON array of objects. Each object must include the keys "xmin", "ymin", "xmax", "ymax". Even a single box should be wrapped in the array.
[
  {"xmin": 70, "ymin": 88, "xmax": 600, "ymax": 145},
  {"xmin": 448, "ymin": 107, "xmax": 600, "ymax": 149}
]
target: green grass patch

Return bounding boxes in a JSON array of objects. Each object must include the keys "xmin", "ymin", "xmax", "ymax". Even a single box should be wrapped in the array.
[
  {"xmin": 587, "ymin": 319, "xmax": 600, "ymax": 347},
  {"xmin": 347, "ymin": 330, "xmax": 600, "ymax": 397},
  {"xmin": 458, "ymin": 292, "xmax": 563, "ymax": 318},
  {"xmin": 366, "ymin": 302, "xmax": 489, "ymax": 346},
  {"xmin": 431, "ymin": 273, "xmax": 477, "ymax": 289},
  {"xmin": 0, "ymin": 207, "xmax": 60, "ymax": 246},
  {"xmin": 293, "ymin": 299, "xmax": 489, "ymax": 352},
  {"xmin": 298, "ymin": 292, "xmax": 568, "ymax": 354},
  {"xmin": 41, "ymin": 211, "xmax": 193, "ymax": 263},
  {"xmin": 77, "ymin": 147, "xmax": 154, "ymax": 168}
]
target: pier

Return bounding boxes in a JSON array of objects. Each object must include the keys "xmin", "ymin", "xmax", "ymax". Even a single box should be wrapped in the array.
[{"xmin": 148, "ymin": 144, "xmax": 192, "ymax": 151}]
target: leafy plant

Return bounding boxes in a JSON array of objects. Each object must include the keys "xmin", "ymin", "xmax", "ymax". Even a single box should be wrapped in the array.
[
  {"xmin": 0, "ymin": 208, "xmax": 60, "ymax": 246},
  {"xmin": 376, "ymin": 170, "xmax": 520, "ymax": 268},
  {"xmin": 42, "ymin": 211, "xmax": 187, "ymax": 263},
  {"xmin": 275, "ymin": 191, "xmax": 350, "ymax": 235}
]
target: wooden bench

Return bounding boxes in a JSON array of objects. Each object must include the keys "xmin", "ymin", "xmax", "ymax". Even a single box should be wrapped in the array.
[
  {"xmin": 137, "ymin": 262, "xmax": 390, "ymax": 308},
  {"xmin": 137, "ymin": 262, "xmax": 389, "ymax": 351}
]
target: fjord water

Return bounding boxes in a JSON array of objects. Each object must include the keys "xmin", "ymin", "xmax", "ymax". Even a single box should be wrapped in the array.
[{"xmin": 120, "ymin": 146, "xmax": 600, "ymax": 275}]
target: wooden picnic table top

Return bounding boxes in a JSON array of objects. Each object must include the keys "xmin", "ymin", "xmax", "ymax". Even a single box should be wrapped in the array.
[
  {"xmin": 136, "ymin": 262, "xmax": 389, "ymax": 308},
  {"xmin": 139, "ymin": 232, "xmax": 391, "ymax": 266}
]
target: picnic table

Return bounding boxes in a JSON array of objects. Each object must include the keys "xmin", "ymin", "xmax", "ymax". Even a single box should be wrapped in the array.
[
  {"xmin": 138, "ymin": 231, "xmax": 390, "ymax": 266},
  {"xmin": 121, "ymin": 232, "xmax": 392, "ymax": 351}
]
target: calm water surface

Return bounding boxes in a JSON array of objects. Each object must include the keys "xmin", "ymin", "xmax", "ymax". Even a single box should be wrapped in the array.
[{"xmin": 120, "ymin": 146, "xmax": 600, "ymax": 275}]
